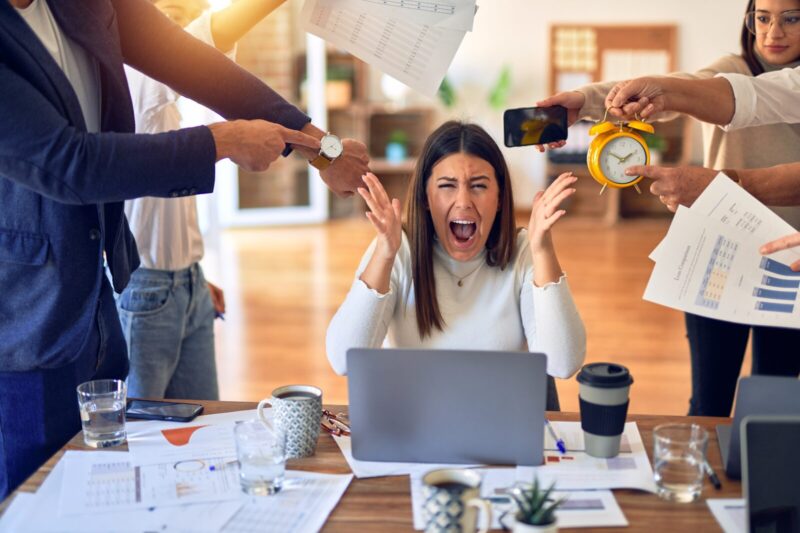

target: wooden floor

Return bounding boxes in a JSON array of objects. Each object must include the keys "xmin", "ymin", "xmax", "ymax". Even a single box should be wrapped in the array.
[{"xmin": 203, "ymin": 216, "xmax": 750, "ymax": 416}]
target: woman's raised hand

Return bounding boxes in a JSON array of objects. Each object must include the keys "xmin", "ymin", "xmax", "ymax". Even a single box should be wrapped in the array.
[
  {"xmin": 528, "ymin": 172, "xmax": 577, "ymax": 252},
  {"xmin": 358, "ymin": 173, "xmax": 403, "ymax": 261}
]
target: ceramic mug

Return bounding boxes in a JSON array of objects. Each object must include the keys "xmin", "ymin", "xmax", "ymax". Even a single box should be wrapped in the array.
[
  {"xmin": 258, "ymin": 385, "xmax": 322, "ymax": 459},
  {"xmin": 421, "ymin": 468, "xmax": 492, "ymax": 533}
]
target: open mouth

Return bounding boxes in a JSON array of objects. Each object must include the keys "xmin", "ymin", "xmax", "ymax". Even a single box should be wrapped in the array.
[{"xmin": 449, "ymin": 220, "xmax": 477, "ymax": 244}]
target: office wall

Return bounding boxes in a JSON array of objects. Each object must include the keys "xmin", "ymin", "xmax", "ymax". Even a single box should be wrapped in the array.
[{"xmin": 444, "ymin": 1, "xmax": 744, "ymax": 206}]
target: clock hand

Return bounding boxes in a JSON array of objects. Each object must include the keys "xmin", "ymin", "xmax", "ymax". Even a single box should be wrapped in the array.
[
  {"xmin": 619, "ymin": 152, "xmax": 635, "ymax": 163},
  {"xmin": 609, "ymin": 152, "xmax": 624, "ymax": 161}
]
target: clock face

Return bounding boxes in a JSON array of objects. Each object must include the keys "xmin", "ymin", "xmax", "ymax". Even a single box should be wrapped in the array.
[
  {"xmin": 598, "ymin": 136, "xmax": 647, "ymax": 184},
  {"xmin": 321, "ymin": 134, "xmax": 343, "ymax": 158}
]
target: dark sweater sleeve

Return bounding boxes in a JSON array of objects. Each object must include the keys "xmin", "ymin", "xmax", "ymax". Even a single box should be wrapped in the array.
[{"xmin": 111, "ymin": 0, "xmax": 311, "ymax": 132}]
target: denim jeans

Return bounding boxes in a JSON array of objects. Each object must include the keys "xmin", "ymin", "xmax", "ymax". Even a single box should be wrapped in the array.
[
  {"xmin": 116, "ymin": 263, "xmax": 219, "ymax": 400},
  {"xmin": 685, "ymin": 313, "xmax": 800, "ymax": 416}
]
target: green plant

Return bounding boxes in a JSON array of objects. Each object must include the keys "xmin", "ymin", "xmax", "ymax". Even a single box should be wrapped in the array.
[
  {"xmin": 388, "ymin": 129, "xmax": 409, "ymax": 146},
  {"xmin": 642, "ymin": 132, "xmax": 667, "ymax": 153},
  {"xmin": 508, "ymin": 477, "xmax": 564, "ymax": 526},
  {"xmin": 488, "ymin": 65, "xmax": 512, "ymax": 110},
  {"xmin": 437, "ymin": 76, "xmax": 457, "ymax": 108}
]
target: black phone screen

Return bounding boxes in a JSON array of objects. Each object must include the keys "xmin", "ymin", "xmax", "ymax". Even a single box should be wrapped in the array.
[
  {"xmin": 126, "ymin": 399, "xmax": 204, "ymax": 421},
  {"xmin": 503, "ymin": 105, "xmax": 568, "ymax": 147}
]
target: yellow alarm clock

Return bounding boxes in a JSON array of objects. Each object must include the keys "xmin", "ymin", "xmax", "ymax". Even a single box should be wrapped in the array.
[{"xmin": 586, "ymin": 119, "xmax": 654, "ymax": 192}]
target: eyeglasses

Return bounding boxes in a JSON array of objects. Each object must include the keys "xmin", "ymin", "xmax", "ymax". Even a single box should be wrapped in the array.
[
  {"xmin": 745, "ymin": 10, "xmax": 800, "ymax": 36},
  {"xmin": 320, "ymin": 409, "xmax": 351, "ymax": 437}
]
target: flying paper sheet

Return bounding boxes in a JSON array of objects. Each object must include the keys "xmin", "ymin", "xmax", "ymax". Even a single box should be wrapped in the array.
[
  {"xmin": 301, "ymin": 0, "xmax": 468, "ymax": 96},
  {"xmin": 318, "ymin": 0, "xmax": 477, "ymax": 31}
]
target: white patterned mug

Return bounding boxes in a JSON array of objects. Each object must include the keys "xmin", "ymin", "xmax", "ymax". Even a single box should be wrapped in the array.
[
  {"xmin": 421, "ymin": 469, "xmax": 492, "ymax": 533},
  {"xmin": 258, "ymin": 385, "xmax": 322, "ymax": 459}
]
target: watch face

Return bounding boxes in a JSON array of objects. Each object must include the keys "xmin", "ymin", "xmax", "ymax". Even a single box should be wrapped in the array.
[
  {"xmin": 321, "ymin": 134, "xmax": 343, "ymax": 159},
  {"xmin": 599, "ymin": 136, "xmax": 647, "ymax": 184}
]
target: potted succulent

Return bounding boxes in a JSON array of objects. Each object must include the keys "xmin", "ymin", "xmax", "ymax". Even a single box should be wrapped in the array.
[{"xmin": 504, "ymin": 478, "xmax": 564, "ymax": 533}]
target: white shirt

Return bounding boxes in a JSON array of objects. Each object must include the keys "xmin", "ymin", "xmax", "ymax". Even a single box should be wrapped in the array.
[
  {"xmin": 326, "ymin": 230, "xmax": 587, "ymax": 379},
  {"xmin": 717, "ymin": 67, "xmax": 800, "ymax": 131},
  {"xmin": 16, "ymin": 0, "xmax": 100, "ymax": 133},
  {"xmin": 124, "ymin": 12, "xmax": 232, "ymax": 271}
]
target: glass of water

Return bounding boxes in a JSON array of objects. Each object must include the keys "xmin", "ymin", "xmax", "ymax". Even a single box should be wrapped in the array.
[
  {"xmin": 234, "ymin": 419, "xmax": 286, "ymax": 495},
  {"xmin": 76, "ymin": 379, "xmax": 127, "ymax": 448},
  {"xmin": 653, "ymin": 423, "xmax": 708, "ymax": 502}
]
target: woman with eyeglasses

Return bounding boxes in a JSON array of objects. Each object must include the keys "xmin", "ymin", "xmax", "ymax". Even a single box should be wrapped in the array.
[
  {"xmin": 539, "ymin": 0, "xmax": 800, "ymax": 417},
  {"xmin": 326, "ymin": 122, "xmax": 587, "ymax": 410}
]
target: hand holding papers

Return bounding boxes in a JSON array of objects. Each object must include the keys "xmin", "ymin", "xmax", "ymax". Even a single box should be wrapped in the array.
[{"xmin": 645, "ymin": 173, "xmax": 800, "ymax": 328}]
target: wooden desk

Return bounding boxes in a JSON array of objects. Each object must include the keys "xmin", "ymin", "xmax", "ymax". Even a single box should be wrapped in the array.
[{"xmin": 1, "ymin": 402, "xmax": 740, "ymax": 532}]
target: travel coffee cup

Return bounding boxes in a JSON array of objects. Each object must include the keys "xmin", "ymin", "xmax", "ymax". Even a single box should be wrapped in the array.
[{"xmin": 577, "ymin": 363, "xmax": 633, "ymax": 458}]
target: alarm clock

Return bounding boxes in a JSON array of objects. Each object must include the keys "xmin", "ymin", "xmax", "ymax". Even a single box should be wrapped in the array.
[{"xmin": 586, "ymin": 119, "xmax": 654, "ymax": 192}]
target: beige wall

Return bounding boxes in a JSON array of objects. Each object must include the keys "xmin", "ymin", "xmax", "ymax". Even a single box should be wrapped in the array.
[{"xmin": 442, "ymin": 0, "xmax": 745, "ymax": 206}]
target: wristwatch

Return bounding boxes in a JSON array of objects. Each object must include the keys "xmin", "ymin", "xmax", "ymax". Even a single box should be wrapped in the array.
[{"xmin": 310, "ymin": 133, "xmax": 343, "ymax": 170}]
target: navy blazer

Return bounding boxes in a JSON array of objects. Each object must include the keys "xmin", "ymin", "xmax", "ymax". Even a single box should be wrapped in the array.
[{"xmin": 0, "ymin": 0, "xmax": 310, "ymax": 371}]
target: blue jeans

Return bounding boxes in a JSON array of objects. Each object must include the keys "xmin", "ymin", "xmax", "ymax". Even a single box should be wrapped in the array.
[{"xmin": 116, "ymin": 263, "xmax": 219, "ymax": 400}]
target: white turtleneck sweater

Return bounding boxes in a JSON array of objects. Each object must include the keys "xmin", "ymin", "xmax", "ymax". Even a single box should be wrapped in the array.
[{"xmin": 326, "ymin": 229, "xmax": 586, "ymax": 378}]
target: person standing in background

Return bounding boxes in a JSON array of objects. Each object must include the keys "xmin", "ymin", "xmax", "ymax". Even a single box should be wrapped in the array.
[
  {"xmin": 538, "ymin": 0, "xmax": 800, "ymax": 416},
  {"xmin": 120, "ymin": 0, "xmax": 290, "ymax": 401}
]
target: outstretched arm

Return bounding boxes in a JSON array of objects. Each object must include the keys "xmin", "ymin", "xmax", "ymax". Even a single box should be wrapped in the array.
[
  {"xmin": 605, "ymin": 76, "xmax": 735, "ymax": 125},
  {"xmin": 210, "ymin": 0, "xmax": 287, "ymax": 53}
]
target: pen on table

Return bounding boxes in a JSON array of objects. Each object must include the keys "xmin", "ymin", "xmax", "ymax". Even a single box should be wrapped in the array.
[
  {"xmin": 544, "ymin": 419, "xmax": 567, "ymax": 454},
  {"xmin": 703, "ymin": 459, "xmax": 722, "ymax": 490}
]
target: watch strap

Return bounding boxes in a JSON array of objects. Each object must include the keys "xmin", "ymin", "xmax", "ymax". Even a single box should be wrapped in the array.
[{"xmin": 311, "ymin": 153, "xmax": 332, "ymax": 170}]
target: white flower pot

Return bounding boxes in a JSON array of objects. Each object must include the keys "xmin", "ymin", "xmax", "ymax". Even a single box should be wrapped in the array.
[{"xmin": 509, "ymin": 517, "xmax": 558, "ymax": 533}]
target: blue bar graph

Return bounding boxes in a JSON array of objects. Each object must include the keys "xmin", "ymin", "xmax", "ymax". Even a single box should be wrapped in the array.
[
  {"xmin": 752, "ymin": 288, "xmax": 798, "ymax": 301},
  {"xmin": 756, "ymin": 301, "xmax": 795, "ymax": 313},
  {"xmin": 762, "ymin": 275, "xmax": 800, "ymax": 288},
  {"xmin": 760, "ymin": 257, "xmax": 800, "ymax": 277}
]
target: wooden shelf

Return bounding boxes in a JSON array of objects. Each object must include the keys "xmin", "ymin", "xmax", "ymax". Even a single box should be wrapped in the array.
[{"xmin": 370, "ymin": 158, "xmax": 417, "ymax": 174}]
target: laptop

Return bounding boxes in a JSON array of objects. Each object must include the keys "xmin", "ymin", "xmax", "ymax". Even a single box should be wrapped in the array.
[
  {"xmin": 346, "ymin": 348, "xmax": 547, "ymax": 466},
  {"xmin": 741, "ymin": 416, "xmax": 800, "ymax": 533},
  {"xmin": 717, "ymin": 376, "xmax": 800, "ymax": 479}
]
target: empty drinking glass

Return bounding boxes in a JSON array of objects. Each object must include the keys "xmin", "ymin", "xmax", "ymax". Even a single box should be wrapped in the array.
[
  {"xmin": 234, "ymin": 419, "xmax": 286, "ymax": 495},
  {"xmin": 76, "ymin": 379, "xmax": 127, "ymax": 448},
  {"xmin": 653, "ymin": 423, "xmax": 708, "ymax": 502}
]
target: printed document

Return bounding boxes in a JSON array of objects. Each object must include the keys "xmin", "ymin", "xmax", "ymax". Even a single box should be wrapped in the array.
[
  {"xmin": 318, "ymin": 0, "xmax": 477, "ymax": 31},
  {"xmin": 127, "ymin": 409, "xmax": 267, "ymax": 465},
  {"xmin": 332, "ymin": 434, "xmax": 477, "ymax": 477},
  {"xmin": 220, "ymin": 472, "xmax": 352, "ymax": 533},
  {"xmin": 301, "ymin": 0, "xmax": 467, "ymax": 96},
  {"xmin": 11, "ymin": 455, "xmax": 242, "ymax": 533},
  {"xmin": 707, "ymin": 499, "xmax": 747, "ymax": 533},
  {"xmin": 516, "ymin": 422, "xmax": 658, "ymax": 493},
  {"xmin": 58, "ymin": 451, "xmax": 242, "ymax": 515},
  {"xmin": 645, "ymin": 174, "xmax": 800, "ymax": 328},
  {"xmin": 410, "ymin": 468, "xmax": 627, "ymax": 529}
]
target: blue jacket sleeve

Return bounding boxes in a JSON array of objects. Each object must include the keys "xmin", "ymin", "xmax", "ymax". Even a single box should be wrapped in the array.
[
  {"xmin": 112, "ymin": 0, "xmax": 311, "ymax": 132},
  {"xmin": 0, "ymin": 64, "xmax": 216, "ymax": 205}
]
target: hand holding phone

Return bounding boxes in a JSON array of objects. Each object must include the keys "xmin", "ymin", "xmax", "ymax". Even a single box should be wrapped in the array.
[
  {"xmin": 504, "ymin": 105, "xmax": 568, "ymax": 148},
  {"xmin": 126, "ymin": 399, "xmax": 204, "ymax": 422}
]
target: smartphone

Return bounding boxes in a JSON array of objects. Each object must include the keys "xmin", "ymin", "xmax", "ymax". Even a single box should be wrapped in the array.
[
  {"xmin": 503, "ymin": 105, "xmax": 568, "ymax": 147},
  {"xmin": 125, "ymin": 399, "xmax": 204, "ymax": 422}
]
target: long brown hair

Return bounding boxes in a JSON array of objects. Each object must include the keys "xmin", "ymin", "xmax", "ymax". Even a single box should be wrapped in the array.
[
  {"xmin": 742, "ymin": 0, "xmax": 765, "ymax": 75},
  {"xmin": 404, "ymin": 121, "xmax": 517, "ymax": 338}
]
